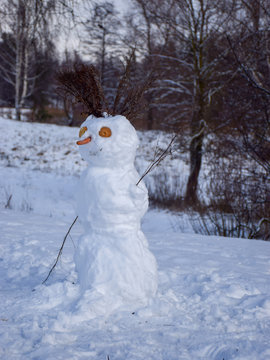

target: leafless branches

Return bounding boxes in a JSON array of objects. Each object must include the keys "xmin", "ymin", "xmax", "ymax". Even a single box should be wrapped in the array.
[
  {"xmin": 227, "ymin": 35, "xmax": 270, "ymax": 96},
  {"xmin": 57, "ymin": 64, "xmax": 108, "ymax": 117},
  {"xmin": 57, "ymin": 51, "xmax": 156, "ymax": 122},
  {"xmin": 112, "ymin": 52, "xmax": 156, "ymax": 121}
]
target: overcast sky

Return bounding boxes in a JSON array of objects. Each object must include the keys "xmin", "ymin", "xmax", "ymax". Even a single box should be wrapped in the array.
[
  {"xmin": 114, "ymin": 0, "xmax": 133, "ymax": 14},
  {"xmin": 58, "ymin": 0, "xmax": 133, "ymax": 58}
]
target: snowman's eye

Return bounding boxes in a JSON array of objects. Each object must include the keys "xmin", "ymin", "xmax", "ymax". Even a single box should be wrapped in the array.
[
  {"xmin": 99, "ymin": 126, "xmax": 112, "ymax": 138},
  {"xmin": 79, "ymin": 126, "xmax": 87, "ymax": 138}
]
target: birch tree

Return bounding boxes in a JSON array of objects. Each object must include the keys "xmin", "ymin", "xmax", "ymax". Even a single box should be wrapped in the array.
[{"xmin": 0, "ymin": 0, "xmax": 75, "ymax": 120}]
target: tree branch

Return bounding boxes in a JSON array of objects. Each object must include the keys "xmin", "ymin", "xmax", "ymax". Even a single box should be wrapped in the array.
[
  {"xmin": 42, "ymin": 215, "xmax": 78, "ymax": 284},
  {"xmin": 227, "ymin": 34, "xmax": 270, "ymax": 96},
  {"xmin": 136, "ymin": 133, "xmax": 178, "ymax": 186}
]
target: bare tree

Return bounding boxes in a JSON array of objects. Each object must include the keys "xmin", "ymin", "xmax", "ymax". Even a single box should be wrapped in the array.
[
  {"xmin": 81, "ymin": 1, "xmax": 122, "ymax": 85},
  {"xmin": 223, "ymin": 0, "xmax": 270, "ymax": 173},
  {"xmin": 124, "ymin": 0, "xmax": 174, "ymax": 129},
  {"xmin": 190, "ymin": 0, "xmax": 270, "ymax": 239},
  {"xmin": 0, "ymin": 1, "xmax": 51, "ymax": 119},
  {"xmin": 0, "ymin": 0, "xmax": 75, "ymax": 120},
  {"xmin": 145, "ymin": 0, "xmax": 238, "ymax": 204}
]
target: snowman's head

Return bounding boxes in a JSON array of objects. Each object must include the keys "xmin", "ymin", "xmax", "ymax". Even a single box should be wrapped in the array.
[{"xmin": 77, "ymin": 114, "xmax": 139, "ymax": 168}]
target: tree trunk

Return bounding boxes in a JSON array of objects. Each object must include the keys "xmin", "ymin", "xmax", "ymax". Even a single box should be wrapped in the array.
[
  {"xmin": 146, "ymin": 101, "xmax": 154, "ymax": 130},
  {"xmin": 185, "ymin": 113, "xmax": 205, "ymax": 205},
  {"xmin": 15, "ymin": 0, "xmax": 23, "ymax": 121},
  {"xmin": 20, "ymin": 44, "xmax": 29, "ymax": 109},
  {"xmin": 100, "ymin": 29, "xmax": 106, "ymax": 87}
]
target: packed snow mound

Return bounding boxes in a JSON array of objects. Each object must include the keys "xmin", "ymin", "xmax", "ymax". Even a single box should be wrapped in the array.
[{"xmin": 74, "ymin": 114, "xmax": 158, "ymax": 317}]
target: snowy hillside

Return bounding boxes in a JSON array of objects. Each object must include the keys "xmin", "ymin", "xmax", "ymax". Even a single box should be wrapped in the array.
[{"xmin": 0, "ymin": 117, "xmax": 270, "ymax": 359}]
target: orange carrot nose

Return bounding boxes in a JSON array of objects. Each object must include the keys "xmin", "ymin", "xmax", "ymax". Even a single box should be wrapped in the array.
[{"xmin": 77, "ymin": 136, "xmax": 91, "ymax": 145}]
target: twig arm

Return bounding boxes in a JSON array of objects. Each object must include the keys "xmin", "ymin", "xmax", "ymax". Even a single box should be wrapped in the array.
[
  {"xmin": 136, "ymin": 134, "xmax": 178, "ymax": 186},
  {"xmin": 42, "ymin": 216, "xmax": 78, "ymax": 284}
]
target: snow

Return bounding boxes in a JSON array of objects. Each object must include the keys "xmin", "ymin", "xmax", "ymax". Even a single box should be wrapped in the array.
[
  {"xmin": 0, "ymin": 116, "xmax": 270, "ymax": 359},
  {"xmin": 0, "ymin": 107, "xmax": 31, "ymax": 121}
]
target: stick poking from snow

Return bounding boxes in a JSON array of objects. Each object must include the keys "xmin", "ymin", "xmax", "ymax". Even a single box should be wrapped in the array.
[
  {"xmin": 42, "ymin": 216, "xmax": 78, "ymax": 284},
  {"xmin": 136, "ymin": 134, "xmax": 178, "ymax": 186}
]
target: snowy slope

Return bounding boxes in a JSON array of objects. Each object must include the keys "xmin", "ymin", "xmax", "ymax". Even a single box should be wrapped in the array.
[
  {"xmin": 0, "ymin": 117, "xmax": 270, "ymax": 359},
  {"xmin": 0, "ymin": 116, "xmax": 189, "ymax": 199},
  {"xmin": 0, "ymin": 116, "xmax": 184, "ymax": 176}
]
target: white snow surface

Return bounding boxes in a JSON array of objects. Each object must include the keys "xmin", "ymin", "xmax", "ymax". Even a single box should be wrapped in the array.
[{"xmin": 0, "ymin": 117, "xmax": 270, "ymax": 359}]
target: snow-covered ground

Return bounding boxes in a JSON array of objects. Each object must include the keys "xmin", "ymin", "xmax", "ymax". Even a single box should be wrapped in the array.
[{"xmin": 0, "ymin": 117, "xmax": 270, "ymax": 359}]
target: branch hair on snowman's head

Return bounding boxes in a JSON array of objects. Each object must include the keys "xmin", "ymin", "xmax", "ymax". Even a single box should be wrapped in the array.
[{"xmin": 56, "ymin": 50, "xmax": 156, "ymax": 125}]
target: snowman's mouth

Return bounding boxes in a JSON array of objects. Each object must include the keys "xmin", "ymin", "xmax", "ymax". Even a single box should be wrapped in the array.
[{"xmin": 77, "ymin": 136, "xmax": 91, "ymax": 146}]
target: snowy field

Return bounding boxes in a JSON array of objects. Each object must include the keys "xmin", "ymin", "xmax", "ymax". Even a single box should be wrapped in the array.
[{"xmin": 0, "ymin": 117, "xmax": 270, "ymax": 359}]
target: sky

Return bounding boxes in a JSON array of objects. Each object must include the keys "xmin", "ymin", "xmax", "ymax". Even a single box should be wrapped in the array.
[
  {"xmin": 114, "ymin": 0, "xmax": 133, "ymax": 14},
  {"xmin": 59, "ymin": 0, "xmax": 133, "ymax": 59}
]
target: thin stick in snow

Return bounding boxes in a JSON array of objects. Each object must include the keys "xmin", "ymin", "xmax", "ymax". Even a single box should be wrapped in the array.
[
  {"xmin": 136, "ymin": 134, "xmax": 177, "ymax": 186},
  {"xmin": 42, "ymin": 216, "xmax": 78, "ymax": 284}
]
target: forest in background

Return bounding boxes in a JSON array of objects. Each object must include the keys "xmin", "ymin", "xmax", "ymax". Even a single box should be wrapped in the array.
[{"xmin": 0, "ymin": 0, "xmax": 269, "ymax": 240}]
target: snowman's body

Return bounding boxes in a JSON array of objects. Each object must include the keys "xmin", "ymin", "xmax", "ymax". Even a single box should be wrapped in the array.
[{"xmin": 75, "ymin": 114, "xmax": 157, "ymax": 313}]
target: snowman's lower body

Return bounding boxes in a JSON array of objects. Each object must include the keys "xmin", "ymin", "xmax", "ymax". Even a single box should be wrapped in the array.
[{"xmin": 74, "ymin": 229, "xmax": 158, "ymax": 316}]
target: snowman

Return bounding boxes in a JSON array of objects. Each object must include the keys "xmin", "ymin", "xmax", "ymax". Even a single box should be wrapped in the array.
[{"xmin": 74, "ymin": 113, "xmax": 158, "ymax": 316}]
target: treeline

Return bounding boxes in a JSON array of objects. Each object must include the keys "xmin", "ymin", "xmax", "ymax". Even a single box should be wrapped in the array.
[{"xmin": 0, "ymin": 0, "xmax": 269, "ymax": 238}]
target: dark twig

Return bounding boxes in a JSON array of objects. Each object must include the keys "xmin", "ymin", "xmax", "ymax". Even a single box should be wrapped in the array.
[
  {"xmin": 248, "ymin": 218, "xmax": 270, "ymax": 239},
  {"xmin": 5, "ymin": 194, "xmax": 12, "ymax": 209},
  {"xmin": 57, "ymin": 51, "xmax": 156, "ymax": 123},
  {"xmin": 112, "ymin": 50, "xmax": 135, "ymax": 115},
  {"xmin": 136, "ymin": 133, "xmax": 178, "ymax": 186},
  {"xmin": 113, "ymin": 49, "xmax": 156, "ymax": 121},
  {"xmin": 57, "ymin": 64, "xmax": 108, "ymax": 117},
  {"xmin": 42, "ymin": 216, "xmax": 78, "ymax": 284},
  {"xmin": 227, "ymin": 35, "xmax": 270, "ymax": 96}
]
